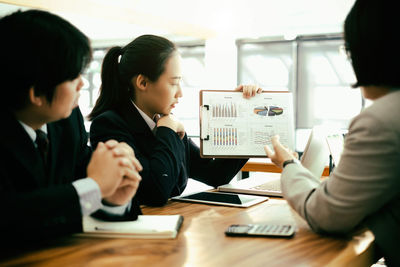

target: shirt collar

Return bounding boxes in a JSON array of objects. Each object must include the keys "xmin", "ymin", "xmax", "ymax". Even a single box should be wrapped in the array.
[
  {"xmin": 18, "ymin": 121, "xmax": 47, "ymax": 143},
  {"xmin": 131, "ymin": 101, "xmax": 157, "ymax": 131}
]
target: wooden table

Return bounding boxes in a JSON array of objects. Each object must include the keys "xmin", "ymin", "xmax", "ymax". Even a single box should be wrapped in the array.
[{"xmin": 0, "ymin": 198, "xmax": 375, "ymax": 266}]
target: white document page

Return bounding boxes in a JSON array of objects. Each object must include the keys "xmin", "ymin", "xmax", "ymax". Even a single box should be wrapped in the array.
[{"xmin": 200, "ymin": 91, "xmax": 294, "ymax": 157}]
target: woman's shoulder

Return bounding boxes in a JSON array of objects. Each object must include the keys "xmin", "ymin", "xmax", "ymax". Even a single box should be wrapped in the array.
[
  {"xmin": 91, "ymin": 110, "xmax": 126, "ymax": 125},
  {"xmin": 368, "ymin": 89, "xmax": 400, "ymax": 113},
  {"xmin": 90, "ymin": 109, "xmax": 128, "ymax": 131},
  {"xmin": 352, "ymin": 90, "xmax": 400, "ymax": 131},
  {"xmin": 93, "ymin": 109, "xmax": 121, "ymax": 120}
]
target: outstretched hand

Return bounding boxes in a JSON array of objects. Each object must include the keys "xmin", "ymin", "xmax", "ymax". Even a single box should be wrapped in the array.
[{"xmin": 264, "ymin": 135, "xmax": 298, "ymax": 169}]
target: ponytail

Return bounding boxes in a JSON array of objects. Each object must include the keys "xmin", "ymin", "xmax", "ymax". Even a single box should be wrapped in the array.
[
  {"xmin": 88, "ymin": 46, "xmax": 130, "ymax": 120},
  {"xmin": 89, "ymin": 35, "xmax": 177, "ymax": 120}
]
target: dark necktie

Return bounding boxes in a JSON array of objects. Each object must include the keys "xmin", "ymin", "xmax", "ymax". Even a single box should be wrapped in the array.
[
  {"xmin": 152, "ymin": 114, "xmax": 160, "ymax": 134},
  {"xmin": 153, "ymin": 114, "xmax": 160, "ymax": 123},
  {"xmin": 35, "ymin": 129, "xmax": 49, "ymax": 169}
]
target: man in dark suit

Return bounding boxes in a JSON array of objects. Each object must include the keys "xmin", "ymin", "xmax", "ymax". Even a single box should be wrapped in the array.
[{"xmin": 0, "ymin": 10, "xmax": 142, "ymax": 243}]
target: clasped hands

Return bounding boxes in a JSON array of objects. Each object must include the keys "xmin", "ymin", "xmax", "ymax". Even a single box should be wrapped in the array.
[{"xmin": 87, "ymin": 140, "xmax": 143, "ymax": 206}]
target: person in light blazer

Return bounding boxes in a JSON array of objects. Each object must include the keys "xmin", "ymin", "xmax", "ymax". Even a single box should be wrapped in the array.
[
  {"xmin": 0, "ymin": 9, "xmax": 142, "ymax": 243},
  {"xmin": 89, "ymin": 34, "xmax": 260, "ymax": 206},
  {"xmin": 264, "ymin": 0, "xmax": 400, "ymax": 265}
]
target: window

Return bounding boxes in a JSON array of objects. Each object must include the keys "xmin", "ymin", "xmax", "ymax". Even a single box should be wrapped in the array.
[
  {"xmin": 237, "ymin": 35, "xmax": 359, "ymax": 151},
  {"xmin": 173, "ymin": 44, "xmax": 206, "ymax": 140},
  {"xmin": 80, "ymin": 49, "xmax": 106, "ymax": 132},
  {"xmin": 238, "ymin": 41, "xmax": 294, "ymax": 92},
  {"xmin": 297, "ymin": 38, "xmax": 359, "ymax": 130}
]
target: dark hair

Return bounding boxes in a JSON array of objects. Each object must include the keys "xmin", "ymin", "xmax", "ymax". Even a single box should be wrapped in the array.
[
  {"xmin": 88, "ymin": 34, "xmax": 176, "ymax": 120},
  {"xmin": 0, "ymin": 10, "xmax": 91, "ymax": 110},
  {"xmin": 0, "ymin": 10, "xmax": 92, "ymax": 111},
  {"xmin": 344, "ymin": 0, "xmax": 400, "ymax": 88}
]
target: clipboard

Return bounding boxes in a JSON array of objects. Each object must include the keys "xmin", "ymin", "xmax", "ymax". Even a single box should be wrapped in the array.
[{"xmin": 199, "ymin": 90, "xmax": 295, "ymax": 158}]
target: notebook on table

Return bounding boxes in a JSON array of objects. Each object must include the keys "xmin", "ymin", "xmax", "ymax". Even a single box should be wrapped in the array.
[
  {"xmin": 217, "ymin": 127, "xmax": 330, "ymax": 197},
  {"xmin": 78, "ymin": 215, "xmax": 184, "ymax": 239}
]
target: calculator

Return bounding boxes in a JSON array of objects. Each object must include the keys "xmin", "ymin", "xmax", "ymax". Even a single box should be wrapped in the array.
[{"xmin": 225, "ymin": 224, "xmax": 295, "ymax": 238}]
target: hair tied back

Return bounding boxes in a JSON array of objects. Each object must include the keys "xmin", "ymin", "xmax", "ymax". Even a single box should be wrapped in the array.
[{"xmin": 117, "ymin": 46, "xmax": 123, "ymax": 63}]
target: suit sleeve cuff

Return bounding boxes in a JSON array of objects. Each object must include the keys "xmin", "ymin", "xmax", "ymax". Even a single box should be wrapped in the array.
[
  {"xmin": 101, "ymin": 201, "xmax": 131, "ymax": 216},
  {"xmin": 72, "ymin": 178, "xmax": 102, "ymax": 216}
]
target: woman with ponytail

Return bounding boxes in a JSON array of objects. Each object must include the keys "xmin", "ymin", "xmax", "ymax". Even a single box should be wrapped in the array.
[{"xmin": 89, "ymin": 35, "xmax": 259, "ymax": 206}]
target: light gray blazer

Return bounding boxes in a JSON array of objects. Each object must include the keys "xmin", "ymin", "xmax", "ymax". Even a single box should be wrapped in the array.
[{"xmin": 281, "ymin": 90, "xmax": 400, "ymax": 264}]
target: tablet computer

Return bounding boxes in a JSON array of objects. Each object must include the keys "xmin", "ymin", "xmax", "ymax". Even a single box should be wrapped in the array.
[{"xmin": 171, "ymin": 191, "xmax": 269, "ymax": 208}]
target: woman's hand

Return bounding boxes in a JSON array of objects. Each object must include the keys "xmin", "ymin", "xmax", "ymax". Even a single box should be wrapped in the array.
[
  {"xmin": 157, "ymin": 114, "xmax": 185, "ymax": 139},
  {"xmin": 235, "ymin": 84, "xmax": 262, "ymax": 98},
  {"xmin": 264, "ymin": 135, "xmax": 298, "ymax": 169}
]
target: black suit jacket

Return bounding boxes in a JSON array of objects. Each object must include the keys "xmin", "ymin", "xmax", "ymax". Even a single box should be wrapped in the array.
[
  {"xmin": 0, "ymin": 108, "xmax": 91, "ymax": 242},
  {"xmin": 90, "ymin": 100, "xmax": 248, "ymax": 206}
]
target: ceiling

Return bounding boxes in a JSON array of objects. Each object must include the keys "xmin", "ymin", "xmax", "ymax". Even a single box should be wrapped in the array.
[{"xmin": 0, "ymin": 0, "xmax": 355, "ymax": 46}]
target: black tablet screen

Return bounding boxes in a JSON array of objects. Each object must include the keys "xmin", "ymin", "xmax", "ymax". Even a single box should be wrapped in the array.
[{"xmin": 180, "ymin": 192, "xmax": 243, "ymax": 204}]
